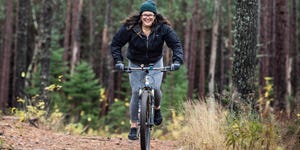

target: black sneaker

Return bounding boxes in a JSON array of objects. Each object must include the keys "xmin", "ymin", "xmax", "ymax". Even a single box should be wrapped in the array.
[
  {"xmin": 128, "ymin": 128, "xmax": 138, "ymax": 140},
  {"xmin": 154, "ymin": 109, "xmax": 163, "ymax": 126}
]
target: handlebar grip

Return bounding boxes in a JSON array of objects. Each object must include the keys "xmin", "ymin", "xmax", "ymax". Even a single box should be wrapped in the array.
[
  {"xmin": 123, "ymin": 67, "xmax": 134, "ymax": 73},
  {"xmin": 163, "ymin": 66, "xmax": 171, "ymax": 72}
]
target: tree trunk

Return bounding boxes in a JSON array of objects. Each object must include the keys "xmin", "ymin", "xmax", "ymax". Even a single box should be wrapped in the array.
[
  {"xmin": 219, "ymin": 31, "xmax": 224, "ymax": 93},
  {"xmin": 63, "ymin": 0, "xmax": 72, "ymax": 62},
  {"xmin": 25, "ymin": 0, "xmax": 42, "ymax": 90},
  {"xmin": 291, "ymin": 0, "xmax": 299, "ymax": 113},
  {"xmin": 39, "ymin": 0, "xmax": 53, "ymax": 111},
  {"xmin": 163, "ymin": 0, "xmax": 173, "ymax": 64},
  {"xmin": 198, "ymin": 2, "xmax": 205, "ymax": 100},
  {"xmin": 226, "ymin": 0, "xmax": 233, "ymax": 88},
  {"xmin": 259, "ymin": 0, "xmax": 270, "ymax": 96},
  {"xmin": 274, "ymin": 0, "xmax": 289, "ymax": 115},
  {"xmin": 12, "ymin": 0, "xmax": 20, "ymax": 108},
  {"xmin": 99, "ymin": 0, "xmax": 111, "ymax": 84},
  {"xmin": 101, "ymin": 0, "xmax": 113, "ymax": 116},
  {"xmin": 208, "ymin": 0, "xmax": 221, "ymax": 98},
  {"xmin": 183, "ymin": 1, "xmax": 192, "ymax": 72},
  {"xmin": 14, "ymin": 0, "xmax": 30, "ymax": 107},
  {"xmin": 88, "ymin": 0, "xmax": 94, "ymax": 64},
  {"xmin": 187, "ymin": 0, "xmax": 198, "ymax": 99},
  {"xmin": 70, "ymin": 0, "xmax": 83, "ymax": 75},
  {"xmin": 232, "ymin": 0, "xmax": 258, "ymax": 108},
  {"xmin": 184, "ymin": 19, "xmax": 191, "ymax": 69},
  {"xmin": 0, "ymin": 0, "xmax": 13, "ymax": 111},
  {"xmin": 270, "ymin": 0, "xmax": 276, "ymax": 78}
]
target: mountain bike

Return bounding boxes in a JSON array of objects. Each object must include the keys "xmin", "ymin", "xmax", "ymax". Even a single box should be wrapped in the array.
[{"xmin": 122, "ymin": 64, "xmax": 172, "ymax": 150}]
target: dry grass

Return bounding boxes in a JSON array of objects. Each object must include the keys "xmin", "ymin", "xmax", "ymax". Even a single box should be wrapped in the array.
[{"xmin": 180, "ymin": 100, "xmax": 227, "ymax": 150}]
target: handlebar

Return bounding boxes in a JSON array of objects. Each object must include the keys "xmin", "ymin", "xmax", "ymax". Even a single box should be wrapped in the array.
[{"xmin": 122, "ymin": 66, "xmax": 172, "ymax": 73}]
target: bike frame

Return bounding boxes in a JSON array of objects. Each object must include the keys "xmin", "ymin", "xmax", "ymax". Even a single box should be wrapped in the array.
[{"xmin": 123, "ymin": 65, "xmax": 171, "ymax": 150}]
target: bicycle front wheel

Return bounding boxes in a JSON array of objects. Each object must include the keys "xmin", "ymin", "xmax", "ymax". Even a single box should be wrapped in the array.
[{"xmin": 140, "ymin": 91, "xmax": 151, "ymax": 150}]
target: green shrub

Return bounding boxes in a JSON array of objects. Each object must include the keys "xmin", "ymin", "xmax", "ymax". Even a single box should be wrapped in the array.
[
  {"xmin": 161, "ymin": 66, "xmax": 188, "ymax": 121},
  {"xmin": 225, "ymin": 77, "xmax": 280, "ymax": 150},
  {"xmin": 62, "ymin": 61, "xmax": 101, "ymax": 130},
  {"xmin": 100, "ymin": 99, "xmax": 130, "ymax": 134}
]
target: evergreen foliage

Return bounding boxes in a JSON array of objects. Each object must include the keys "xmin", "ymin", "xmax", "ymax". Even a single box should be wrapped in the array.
[
  {"xmin": 62, "ymin": 61, "xmax": 101, "ymax": 129},
  {"xmin": 100, "ymin": 99, "xmax": 130, "ymax": 133},
  {"xmin": 25, "ymin": 49, "xmax": 68, "ymax": 99},
  {"xmin": 49, "ymin": 49, "xmax": 69, "ymax": 84}
]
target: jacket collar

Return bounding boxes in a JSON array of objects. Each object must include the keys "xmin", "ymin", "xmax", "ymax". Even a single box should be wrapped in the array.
[{"xmin": 132, "ymin": 25, "xmax": 142, "ymax": 34}]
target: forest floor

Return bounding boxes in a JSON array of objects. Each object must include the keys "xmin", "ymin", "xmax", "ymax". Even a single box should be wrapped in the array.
[{"xmin": 0, "ymin": 116, "xmax": 180, "ymax": 150}]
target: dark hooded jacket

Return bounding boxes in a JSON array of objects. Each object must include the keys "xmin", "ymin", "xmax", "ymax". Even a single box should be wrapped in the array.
[{"xmin": 111, "ymin": 23, "xmax": 183, "ymax": 65}]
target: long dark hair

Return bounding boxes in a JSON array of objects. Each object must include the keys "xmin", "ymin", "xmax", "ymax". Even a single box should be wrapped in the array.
[{"xmin": 121, "ymin": 13, "xmax": 171, "ymax": 29}]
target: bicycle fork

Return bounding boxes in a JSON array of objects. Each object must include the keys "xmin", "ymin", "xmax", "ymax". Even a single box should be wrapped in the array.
[
  {"xmin": 138, "ymin": 89, "xmax": 155, "ymax": 127},
  {"xmin": 149, "ymin": 89, "xmax": 155, "ymax": 126}
]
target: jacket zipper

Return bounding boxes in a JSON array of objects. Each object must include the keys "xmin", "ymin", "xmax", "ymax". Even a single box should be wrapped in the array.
[{"xmin": 146, "ymin": 36, "xmax": 149, "ymax": 58}]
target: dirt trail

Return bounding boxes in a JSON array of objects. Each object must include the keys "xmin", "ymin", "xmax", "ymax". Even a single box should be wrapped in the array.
[{"xmin": 0, "ymin": 116, "xmax": 180, "ymax": 150}]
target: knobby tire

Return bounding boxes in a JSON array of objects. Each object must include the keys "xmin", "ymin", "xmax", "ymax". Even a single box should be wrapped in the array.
[{"xmin": 140, "ymin": 91, "xmax": 151, "ymax": 150}]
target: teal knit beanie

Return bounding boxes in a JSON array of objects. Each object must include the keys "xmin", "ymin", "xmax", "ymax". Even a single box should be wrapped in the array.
[{"xmin": 140, "ymin": 0, "xmax": 157, "ymax": 14}]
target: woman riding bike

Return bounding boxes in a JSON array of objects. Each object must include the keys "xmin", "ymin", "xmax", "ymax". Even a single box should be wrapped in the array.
[{"xmin": 111, "ymin": 0, "xmax": 184, "ymax": 140}]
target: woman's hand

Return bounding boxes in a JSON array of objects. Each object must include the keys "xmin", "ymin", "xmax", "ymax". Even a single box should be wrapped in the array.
[
  {"xmin": 171, "ymin": 61, "xmax": 180, "ymax": 71},
  {"xmin": 115, "ymin": 61, "xmax": 124, "ymax": 70}
]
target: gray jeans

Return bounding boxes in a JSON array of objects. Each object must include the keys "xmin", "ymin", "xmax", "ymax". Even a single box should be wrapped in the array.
[{"xmin": 128, "ymin": 58, "xmax": 163, "ymax": 123}]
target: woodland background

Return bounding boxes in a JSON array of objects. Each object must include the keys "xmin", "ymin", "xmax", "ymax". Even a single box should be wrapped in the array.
[{"xmin": 0, "ymin": 0, "xmax": 299, "ymax": 149}]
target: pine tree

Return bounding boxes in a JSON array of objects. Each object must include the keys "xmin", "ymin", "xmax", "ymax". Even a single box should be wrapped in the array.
[{"xmin": 62, "ymin": 61, "xmax": 100, "ymax": 129}]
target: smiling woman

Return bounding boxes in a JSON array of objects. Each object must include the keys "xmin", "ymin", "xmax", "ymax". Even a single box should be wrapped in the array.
[
  {"xmin": 141, "ymin": 11, "xmax": 156, "ymax": 35},
  {"xmin": 111, "ymin": 0, "xmax": 184, "ymax": 141},
  {"xmin": 140, "ymin": 1, "xmax": 156, "ymax": 30},
  {"xmin": 141, "ymin": 12, "xmax": 154, "ymax": 36}
]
